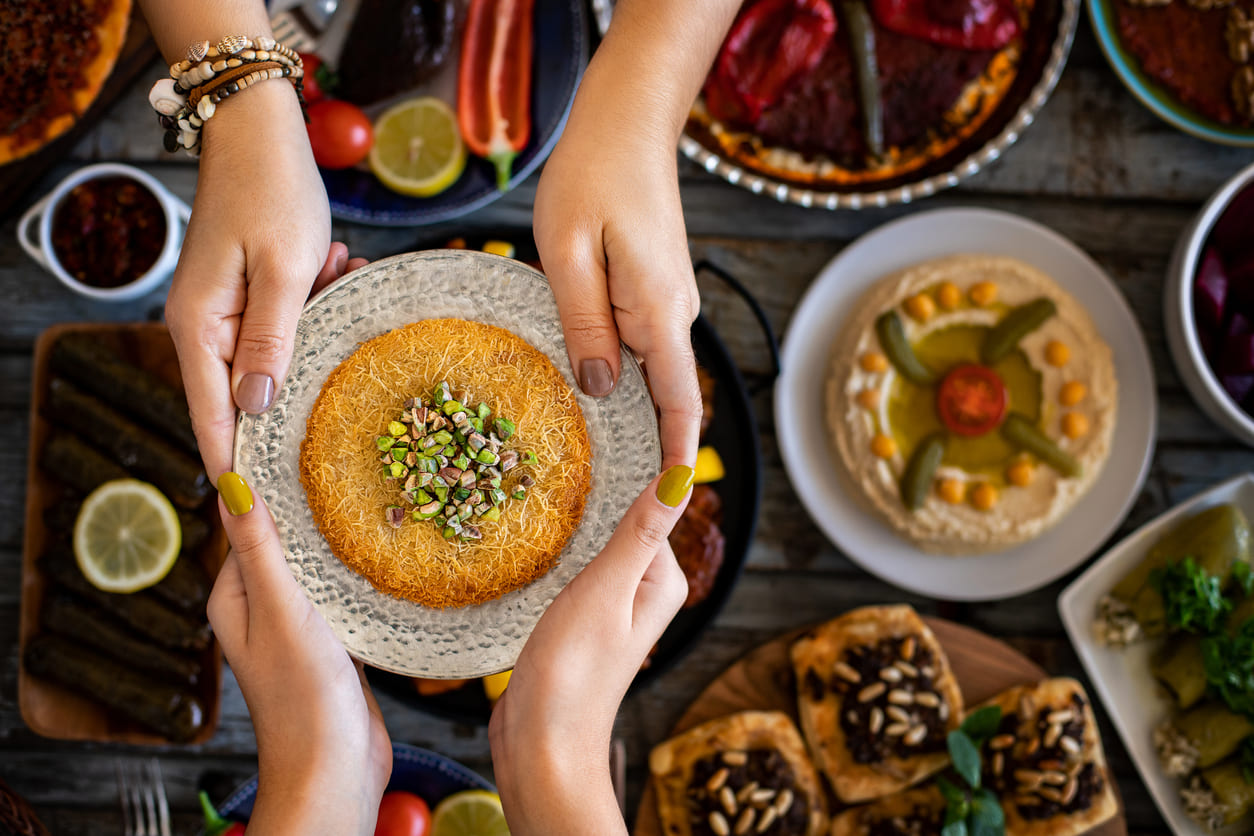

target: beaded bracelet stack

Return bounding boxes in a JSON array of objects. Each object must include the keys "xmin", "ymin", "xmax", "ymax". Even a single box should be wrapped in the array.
[{"xmin": 148, "ymin": 35, "xmax": 304, "ymax": 156}]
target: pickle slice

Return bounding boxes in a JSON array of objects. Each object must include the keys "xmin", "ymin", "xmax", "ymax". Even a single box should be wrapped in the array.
[
  {"xmin": 1000, "ymin": 413, "xmax": 1081, "ymax": 478},
  {"xmin": 981, "ymin": 298, "xmax": 1057, "ymax": 365},
  {"xmin": 899, "ymin": 432, "xmax": 947, "ymax": 511},
  {"xmin": 875, "ymin": 311, "xmax": 938, "ymax": 385}
]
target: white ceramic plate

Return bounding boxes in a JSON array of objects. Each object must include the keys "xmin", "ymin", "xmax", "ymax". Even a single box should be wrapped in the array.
[
  {"xmin": 233, "ymin": 251, "xmax": 660, "ymax": 678},
  {"xmin": 1058, "ymin": 473, "xmax": 1254, "ymax": 836},
  {"xmin": 775, "ymin": 208, "xmax": 1156, "ymax": 600}
]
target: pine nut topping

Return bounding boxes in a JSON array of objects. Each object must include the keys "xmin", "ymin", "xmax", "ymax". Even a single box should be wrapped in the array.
[
  {"xmin": 710, "ymin": 811, "xmax": 731, "ymax": 836},
  {"xmin": 904, "ymin": 725, "xmax": 928, "ymax": 745},
  {"xmin": 990, "ymin": 733, "xmax": 1016, "ymax": 750},
  {"xmin": 774, "ymin": 790, "xmax": 794, "ymax": 816},
  {"xmin": 887, "ymin": 705, "xmax": 911, "ymax": 724},
  {"xmin": 1038, "ymin": 786, "xmax": 1063, "ymax": 803},
  {"xmin": 1043, "ymin": 770, "xmax": 1068, "ymax": 786},
  {"xmin": 939, "ymin": 702, "xmax": 950, "ymax": 721},
  {"xmin": 833, "ymin": 661, "xmax": 861, "ymax": 683},
  {"xmin": 888, "ymin": 689, "xmax": 914, "ymax": 705},
  {"xmin": 750, "ymin": 789, "xmax": 776, "ymax": 805},
  {"xmin": 901, "ymin": 636, "xmax": 917, "ymax": 659},
  {"xmin": 859, "ymin": 682, "xmax": 887, "ymax": 702},
  {"xmin": 720, "ymin": 786, "xmax": 738, "ymax": 816},
  {"xmin": 756, "ymin": 807, "xmax": 778, "ymax": 833},
  {"xmin": 706, "ymin": 768, "xmax": 730, "ymax": 793},
  {"xmin": 885, "ymin": 722, "xmax": 910, "ymax": 736},
  {"xmin": 1061, "ymin": 779, "xmax": 1078, "ymax": 805},
  {"xmin": 847, "ymin": 710, "xmax": 858, "ymax": 724},
  {"xmin": 992, "ymin": 752, "xmax": 1005, "ymax": 776},
  {"xmin": 734, "ymin": 807, "xmax": 756, "ymax": 835},
  {"xmin": 869, "ymin": 706, "xmax": 884, "ymax": 734},
  {"xmin": 1059, "ymin": 736, "xmax": 1081, "ymax": 755},
  {"xmin": 1047, "ymin": 710, "xmax": 1074, "ymax": 725},
  {"xmin": 1044, "ymin": 723, "xmax": 1063, "ymax": 748},
  {"xmin": 896, "ymin": 660, "xmax": 919, "ymax": 677},
  {"xmin": 736, "ymin": 782, "xmax": 758, "ymax": 804},
  {"xmin": 1014, "ymin": 769, "xmax": 1042, "ymax": 787},
  {"xmin": 914, "ymin": 692, "xmax": 940, "ymax": 708},
  {"xmin": 880, "ymin": 666, "xmax": 903, "ymax": 682},
  {"xmin": 723, "ymin": 750, "xmax": 748, "ymax": 766}
]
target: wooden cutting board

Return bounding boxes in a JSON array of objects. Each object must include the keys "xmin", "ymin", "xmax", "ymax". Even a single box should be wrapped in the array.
[{"xmin": 632, "ymin": 617, "xmax": 1127, "ymax": 836}]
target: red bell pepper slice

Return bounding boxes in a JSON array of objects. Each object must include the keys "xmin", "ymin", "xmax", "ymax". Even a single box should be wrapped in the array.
[
  {"xmin": 872, "ymin": 0, "xmax": 1020, "ymax": 51},
  {"xmin": 458, "ymin": 0, "xmax": 534, "ymax": 191},
  {"xmin": 707, "ymin": 0, "xmax": 837, "ymax": 124}
]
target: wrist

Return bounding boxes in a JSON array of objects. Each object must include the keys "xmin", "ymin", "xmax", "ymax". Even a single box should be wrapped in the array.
[
  {"xmin": 252, "ymin": 755, "xmax": 380, "ymax": 836},
  {"xmin": 201, "ymin": 76, "xmax": 305, "ymax": 155}
]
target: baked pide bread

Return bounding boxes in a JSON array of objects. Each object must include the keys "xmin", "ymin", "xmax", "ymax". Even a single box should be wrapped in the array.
[
  {"xmin": 300, "ymin": 319, "xmax": 591, "ymax": 609},
  {"xmin": 0, "ymin": 0, "xmax": 131, "ymax": 164},
  {"xmin": 977, "ymin": 678, "xmax": 1119, "ymax": 836},
  {"xmin": 828, "ymin": 786, "xmax": 947, "ymax": 835},
  {"xmin": 649, "ymin": 710, "xmax": 829, "ymax": 836},
  {"xmin": 790, "ymin": 605, "xmax": 963, "ymax": 803}
]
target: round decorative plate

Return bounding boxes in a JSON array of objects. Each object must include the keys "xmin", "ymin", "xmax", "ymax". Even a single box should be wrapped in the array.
[
  {"xmin": 775, "ymin": 208, "xmax": 1156, "ymax": 601},
  {"xmin": 594, "ymin": 0, "xmax": 1077, "ymax": 209},
  {"xmin": 233, "ymin": 250, "xmax": 659, "ymax": 678},
  {"xmin": 215, "ymin": 742, "xmax": 494, "ymax": 823},
  {"xmin": 320, "ymin": 0, "xmax": 588, "ymax": 226},
  {"xmin": 1087, "ymin": 0, "xmax": 1254, "ymax": 147}
]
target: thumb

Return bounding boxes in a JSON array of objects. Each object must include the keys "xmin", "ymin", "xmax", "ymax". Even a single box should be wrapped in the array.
[
  {"xmin": 231, "ymin": 266, "xmax": 308, "ymax": 414},
  {"xmin": 545, "ymin": 241, "xmax": 622, "ymax": 399}
]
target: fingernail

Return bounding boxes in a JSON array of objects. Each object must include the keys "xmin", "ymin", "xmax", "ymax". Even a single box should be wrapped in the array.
[
  {"xmin": 656, "ymin": 465, "xmax": 695, "ymax": 508},
  {"xmin": 579, "ymin": 358, "xmax": 615, "ymax": 397},
  {"xmin": 217, "ymin": 472, "xmax": 254, "ymax": 516},
  {"xmin": 236, "ymin": 373, "xmax": 274, "ymax": 413},
  {"xmin": 335, "ymin": 250, "xmax": 348, "ymax": 274}
]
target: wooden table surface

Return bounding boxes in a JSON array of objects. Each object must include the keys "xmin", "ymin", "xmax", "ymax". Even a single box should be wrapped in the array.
[{"xmin": 2, "ymin": 13, "xmax": 1252, "ymax": 835}]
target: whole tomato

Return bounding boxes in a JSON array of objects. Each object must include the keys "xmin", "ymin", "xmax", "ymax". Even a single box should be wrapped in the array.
[
  {"xmin": 374, "ymin": 791, "xmax": 432, "ymax": 836},
  {"xmin": 306, "ymin": 100, "xmax": 373, "ymax": 169},
  {"xmin": 298, "ymin": 52, "xmax": 330, "ymax": 104}
]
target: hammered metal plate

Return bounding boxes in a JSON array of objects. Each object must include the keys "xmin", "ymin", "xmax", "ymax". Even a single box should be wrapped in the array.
[{"xmin": 233, "ymin": 250, "xmax": 660, "ymax": 678}]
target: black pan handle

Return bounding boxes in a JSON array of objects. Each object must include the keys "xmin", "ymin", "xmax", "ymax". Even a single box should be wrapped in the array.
[{"xmin": 694, "ymin": 259, "xmax": 782, "ymax": 394}]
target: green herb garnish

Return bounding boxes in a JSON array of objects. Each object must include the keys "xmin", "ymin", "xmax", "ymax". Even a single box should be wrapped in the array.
[
  {"xmin": 938, "ymin": 706, "xmax": 1005, "ymax": 836},
  {"xmin": 1150, "ymin": 557, "xmax": 1232, "ymax": 634},
  {"xmin": 1235, "ymin": 561, "xmax": 1254, "ymax": 596},
  {"xmin": 1203, "ymin": 616, "xmax": 1254, "ymax": 719}
]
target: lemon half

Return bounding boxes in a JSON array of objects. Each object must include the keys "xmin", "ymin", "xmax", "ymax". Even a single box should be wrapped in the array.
[
  {"xmin": 431, "ymin": 790, "xmax": 510, "ymax": 836},
  {"xmin": 369, "ymin": 97, "xmax": 466, "ymax": 198},
  {"xmin": 73, "ymin": 479, "xmax": 181, "ymax": 593}
]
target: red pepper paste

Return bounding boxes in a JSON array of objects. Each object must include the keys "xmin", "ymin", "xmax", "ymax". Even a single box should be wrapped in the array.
[
  {"xmin": 1116, "ymin": 1, "xmax": 1246, "ymax": 126},
  {"xmin": 51, "ymin": 177, "xmax": 166, "ymax": 288}
]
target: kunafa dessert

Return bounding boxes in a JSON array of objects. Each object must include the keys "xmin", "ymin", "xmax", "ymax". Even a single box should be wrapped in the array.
[{"xmin": 300, "ymin": 318, "xmax": 591, "ymax": 609}]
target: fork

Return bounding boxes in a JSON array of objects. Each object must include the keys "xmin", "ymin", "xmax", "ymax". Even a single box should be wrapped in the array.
[{"xmin": 116, "ymin": 759, "xmax": 172, "ymax": 836}]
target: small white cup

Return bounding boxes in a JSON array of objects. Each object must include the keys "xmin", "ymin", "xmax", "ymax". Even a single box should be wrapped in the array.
[{"xmin": 17, "ymin": 162, "xmax": 192, "ymax": 302}]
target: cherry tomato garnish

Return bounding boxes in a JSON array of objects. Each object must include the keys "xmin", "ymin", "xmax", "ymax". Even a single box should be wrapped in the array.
[
  {"xmin": 299, "ymin": 53, "xmax": 328, "ymax": 104},
  {"xmin": 306, "ymin": 99, "xmax": 373, "ymax": 169},
  {"xmin": 935, "ymin": 363, "xmax": 1008, "ymax": 436},
  {"xmin": 374, "ymin": 791, "xmax": 432, "ymax": 836}
]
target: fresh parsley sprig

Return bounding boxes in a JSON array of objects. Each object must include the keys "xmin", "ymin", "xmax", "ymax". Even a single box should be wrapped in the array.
[
  {"xmin": 1150, "ymin": 556, "xmax": 1232, "ymax": 635},
  {"xmin": 937, "ymin": 705, "xmax": 1005, "ymax": 836},
  {"xmin": 1203, "ymin": 616, "xmax": 1254, "ymax": 721}
]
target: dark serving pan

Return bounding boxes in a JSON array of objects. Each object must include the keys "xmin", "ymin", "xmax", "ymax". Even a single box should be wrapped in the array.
[{"xmin": 366, "ymin": 258, "xmax": 777, "ymax": 724}]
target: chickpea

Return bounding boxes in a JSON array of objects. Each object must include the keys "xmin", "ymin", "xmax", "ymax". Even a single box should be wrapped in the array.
[
  {"xmin": 1059, "ymin": 381, "xmax": 1087, "ymax": 407},
  {"xmin": 969, "ymin": 281, "xmax": 998, "ymax": 307},
  {"xmin": 857, "ymin": 388, "xmax": 880, "ymax": 410},
  {"xmin": 871, "ymin": 434, "xmax": 897, "ymax": 459},
  {"xmin": 938, "ymin": 478, "xmax": 966, "ymax": 504},
  {"xmin": 1062, "ymin": 412, "xmax": 1090, "ymax": 439},
  {"xmin": 860, "ymin": 351, "xmax": 889, "ymax": 373},
  {"xmin": 1007, "ymin": 460, "xmax": 1034, "ymax": 487},
  {"xmin": 904, "ymin": 293, "xmax": 936, "ymax": 322},
  {"xmin": 971, "ymin": 482, "xmax": 999, "ymax": 511},
  {"xmin": 1045, "ymin": 340, "xmax": 1070, "ymax": 367},
  {"xmin": 937, "ymin": 281, "xmax": 962, "ymax": 310}
]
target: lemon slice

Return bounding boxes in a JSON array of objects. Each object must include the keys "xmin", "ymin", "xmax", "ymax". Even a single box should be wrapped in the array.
[
  {"xmin": 482, "ymin": 669, "xmax": 512, "ymax": 704},
  {"xmin": 694, "ymin": 445, "xmax": 725, "ymax": 484},
  {"xmin": 369, "ymin": 97, "xmax": 467, "ymax": 198},
  {"xmin": 432, "ymin": 790, "xmax": 510, "ymax": 836},
  {"xmin": 73, "ymin": 479, "xmax": 181, "ymax": 593}
]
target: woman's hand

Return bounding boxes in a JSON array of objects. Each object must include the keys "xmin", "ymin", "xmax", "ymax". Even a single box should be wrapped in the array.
[
  {"xmin": 489, "ymin": 465, "xmax": 695, "ymax": 835},
  {"xmin": 165, "ymin": 80, "xmax": 331, "ymax": 480},
  {"xmin": 210, "ymin": 472, "xmax": 391, "ymax": 836},
  {"xmin": 535, "ymin": 119, "xmax": 703, "ymax": 471}
]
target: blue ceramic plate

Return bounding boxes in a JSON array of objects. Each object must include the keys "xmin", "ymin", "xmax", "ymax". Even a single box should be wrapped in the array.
[
  {"xmin": 1088, "ymin": 0, "xmax": 1254, "ymax": 146},
  {"xmin": 323, "ymin": 0, "xmax": 588, "ymax": 226},
  {"xmin": 215, "ymin": 743, "xmax": 494, "ymax": 824}
]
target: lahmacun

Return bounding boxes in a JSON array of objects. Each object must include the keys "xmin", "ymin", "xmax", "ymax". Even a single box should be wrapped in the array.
[{"xmin": 299, "ymin": 319, "xmax": 591, "ymax": 609}]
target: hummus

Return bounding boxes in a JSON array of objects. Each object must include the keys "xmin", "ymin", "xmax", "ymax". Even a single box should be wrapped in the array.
[{"xmin": 825, "ymin": 255, "xmax": 1117, "ymax": 553}]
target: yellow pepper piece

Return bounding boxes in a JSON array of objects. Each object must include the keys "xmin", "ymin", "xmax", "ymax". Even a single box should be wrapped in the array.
[
  {"xmin": 481, "ymin": 240, "xmax": 516, "ymax": 258},
  {"xmin": 483, "ymin": 669, "xmax": 512, "ymax": 703},
  {"xmin": 694, "ymin": 446, "xmax": 726, "ymax": 484}
]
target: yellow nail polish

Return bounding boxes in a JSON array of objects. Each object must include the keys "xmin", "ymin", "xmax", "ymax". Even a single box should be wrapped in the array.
[
  {"xmin": 656, "ymin": 465, "xmax": 695, "ymax": 508},
  {"xmin": 217, "ymin": 472, "xmax": 254, "ymax": 516}
]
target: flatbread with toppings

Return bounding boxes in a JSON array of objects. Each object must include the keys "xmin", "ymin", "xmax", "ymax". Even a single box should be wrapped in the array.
[
  {"xmin": 789, "ymin": 605, "xmax": 963, "ymax": 803},
  {"xmin": 649, "ymin": 710, "xmax": 829, "ymax": 836},
  {"xmin": 976, "ymin": 678, "xmax": 1119, "ymax": 836},
  {"xmin": 0, "ymin": 0, "xmax": 131, "ymax": 165},
  {"xmin": 828, "ymin": 785, "xmax": 947, "ymax": 835}
]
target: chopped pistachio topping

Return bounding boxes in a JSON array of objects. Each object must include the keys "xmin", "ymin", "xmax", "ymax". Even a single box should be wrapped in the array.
[{"xmin": 375, "ymin": 381, "xmax": 539, "ymax": 542}]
